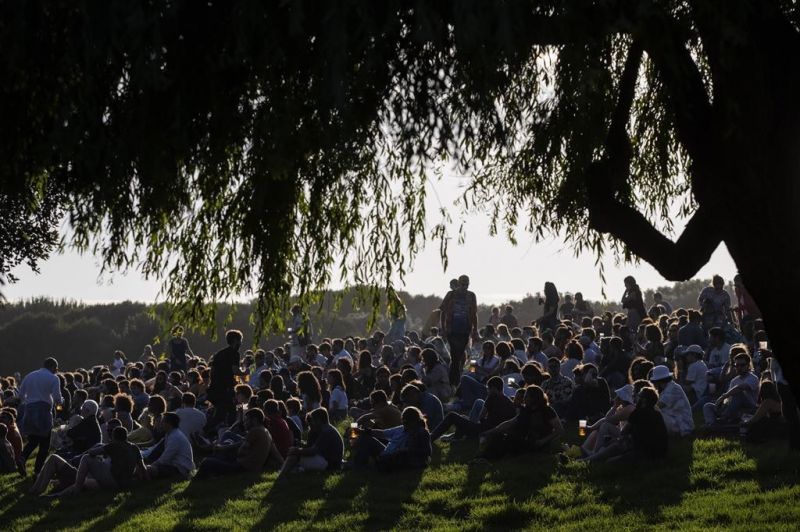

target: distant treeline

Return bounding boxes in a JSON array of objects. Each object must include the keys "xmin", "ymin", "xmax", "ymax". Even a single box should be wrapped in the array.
[{"xmin": 0, "ymin": 279, "xmax": 723, "ymax": 375}]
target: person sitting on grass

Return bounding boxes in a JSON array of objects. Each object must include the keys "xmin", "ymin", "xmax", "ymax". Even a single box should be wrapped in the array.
[
  {"xmin": 420, "ymin": 348, "xmax": 453, "ymax": 403},
  {"xmin": 680, "ymin": 345, "xmax": 708, "ymax": 408},
  {"xmin": 263, "ymin": 400, "xmax": 293, "ymax": 459},
  {"xmin": 561, "ymin": 364, "xmax": 610, "ymax": 422},
  {"xmin": 541, "ymin": 357, "xmax": 575, "ymax": 413},
  {"xmin": 145, "ymin": 412, "xmax": 195, "ymax": 480},
  {"xmin": 351, "ymin": 406, "xmax": 432, "ymax": 472},
  {"xmin": 741, "ymin": 379, "xmax": 785, "ymax": 443},
  {"xmin": 0, "ymin": 424, "xmax": 16, "ymax": 474},
  {"xmin": 0, "ymin": 408, "xmax": 23, "ymax": 467},
  {"xmin": 578, "ymin": 384, "xmax": 636, "ymax": 458},
  {"xmin": 429, "ymin": 376, "xmax": 515, "ymax": 443},
  {"xmin": 128, "ymin": 395, "xmax": 167, "ymax": 445},
  {"xmin": 277, "ymin": 407, "xmax": 343, "ymax": 479},
  {"xmin": 57, "ymin": 399, "xmax": 102, "ymax": 460},
  {"xmin": 399, "ymin": 382, "xmax": 443, "ymax": 430},
  {"xmin": 581, "ymin": 386, "xmax": 668, "ymax": 464},
  {"xmin": 475, "ymin": 385, "xmax": 563, "ymax": 461},
  {"xmin": 649, "ymin": 365, "xmax": 694, "ymax": 436},
  {"xmin": 326, "ymin": 369, "xmax": 349, "ymax": 423},
  {"xmin": 354, "ymin": 390, "xmax": 402, "ymax": 430},
  {"xmin": 703, "ymin": 353, "xmax": 760, "ymax": 427},
  {"xmin": 195, "ymin": 408, "xmax": 283, "ymax": 479},
  {"xmin": 30, "ymin": 426, "xmax": 147, "ymax": 496},
  {"xmin": 175, "ymin": 392, "xmax": 207, "ymax": 440}
]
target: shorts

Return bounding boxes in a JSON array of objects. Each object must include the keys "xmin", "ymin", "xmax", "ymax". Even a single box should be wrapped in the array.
[
  {"xmin": 297, "ymin": 455, "xmax": 328, "ymax": 472},
  {"xmin": 86, "ymin": 457, "xmax": 118, "ymax": 489}
]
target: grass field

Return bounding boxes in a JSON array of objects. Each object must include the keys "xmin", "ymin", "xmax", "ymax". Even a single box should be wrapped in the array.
[{"xmin": 2, "ymin": 423, "xmax": 799, "ymax": 531}]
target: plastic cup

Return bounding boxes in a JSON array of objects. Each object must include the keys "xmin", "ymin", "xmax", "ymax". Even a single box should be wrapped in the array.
[
  {"xmin": 759, "ymin": 341, "xmax": 768, "ymax": 351},
  {"xmin": 578, "ymin": 419, "xmax": 587, "ymax": 437}
]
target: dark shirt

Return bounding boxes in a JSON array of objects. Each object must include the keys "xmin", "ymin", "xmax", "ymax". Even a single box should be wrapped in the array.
[
  {"xmin": 403, "ymin": 426, "xmax": 432, "ymax": 467},
  {"xmin": 419, "ymin": 392, "xmax": 444, "ymax": 430},
  {"xmin": 567, "ymin": 379, "xmax": 611, "ymax": 420},
  {"xmin": 678, "ymin": 322, "xmax": 708, "ymax": 349},
  {"xmin": 266, "ymin": 414, "xmax": 292, "ymax": 458},
  {"xmin": 512, "ymin": 405, "xmax": 558, "ymax": 443},
  {"xmin": 67, "ymin": 416, "xmax": 102, "ymax": 453},
  {"xmin": 480, "ymin": 393, "xmax": 517, "ymax": 432},
  {"xmin": 628, "ymin": 407, "xmax": 668, "ymax": 458},
  {"xmin": 210, "ymin": 346, "xmax": 240, "ymax": 390},
  {"xmin": 307, "ymin": 423, "xmax": 344, "ymax": 470},
  {"xmin": 170, "ymin": 337, "xmax": 191, "ymax": 369},
  {"xmin": 104, "ymin": 440, "xmax": 142, "ymax": 488}
]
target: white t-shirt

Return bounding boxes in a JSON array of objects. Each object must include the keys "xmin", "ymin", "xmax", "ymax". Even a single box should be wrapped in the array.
[
  {"xmin": 685, "ymin": 360, "xmax": 708, "ymax": 397},
  {"xmin": 727, "ymin": 372, "xmax": 759, "ymax": 405},
  {"xmin": 329, "ymin": 386, "xmax": 349, "ymax": 411},
  {"xmin": 707, "ymin": 343, "xmax": 731, "ymax": 368},
  {"xmin": 176, "ymin": 407, "xmax": 207, "ymax": 438},
  {"xmin": 657, "ymin": 381, "xmax": 694, "ymax": 436}
]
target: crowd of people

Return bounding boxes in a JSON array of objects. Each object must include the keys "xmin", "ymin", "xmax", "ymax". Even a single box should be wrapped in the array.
[{"xmin": 0, "ymin": 274, "xmax": 797, "ymax": 497}]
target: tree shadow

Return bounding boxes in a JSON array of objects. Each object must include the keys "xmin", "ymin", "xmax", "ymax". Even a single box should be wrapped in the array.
[
  {"xmin": 359, "ymin": 467, "xmax": 425, "ymax": 530},
  {"xmin": 82, "ymin": 480, "xmax": 179, "ymax": 532},
  {"xmin": 582, "ymin": 435, "xmax": 694, "ymax": 524},
  {"xmin": 250, "ymin": 471, "xmax": 328, "ymax": 528},
  {"xmin": 740, "ymin": 438, "xmax": 800, "ymax": 490}
]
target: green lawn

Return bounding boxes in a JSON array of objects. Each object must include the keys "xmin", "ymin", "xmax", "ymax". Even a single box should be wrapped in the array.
[{"xmin": 2, "ymin": 425, "xmax": 799, "ymax": 531}]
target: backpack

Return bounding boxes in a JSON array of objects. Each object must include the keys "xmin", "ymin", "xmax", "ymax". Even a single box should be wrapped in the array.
[{"xmin": 449, "ymin": 290, "xmax": 471, "ymax": 335}]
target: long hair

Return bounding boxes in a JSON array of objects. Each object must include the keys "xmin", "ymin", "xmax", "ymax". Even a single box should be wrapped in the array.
[{"xmin": 296, "ymin": 371, "xmax": 322, "ymax": 404}]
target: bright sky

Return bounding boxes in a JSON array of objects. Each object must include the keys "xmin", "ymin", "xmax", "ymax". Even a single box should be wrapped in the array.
[{"xmin": 5, "ymin": 172, "xmax": 737, "ymax": 305}]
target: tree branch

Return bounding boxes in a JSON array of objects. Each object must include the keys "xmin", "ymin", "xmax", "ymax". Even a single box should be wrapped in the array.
[
  {"xmin": 585, "ymin": 39, "xmax": 721, "ymax": 280},
  {"xmin": 587, "ymin": 191, "xmax": 722, "ymax": 280},
  {"xmin": 637, "ymin": 6, "xmax": 714, "ymax": 194}
]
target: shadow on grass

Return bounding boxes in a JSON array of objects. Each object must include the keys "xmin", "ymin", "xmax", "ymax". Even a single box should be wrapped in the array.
[
  {"xmin": 360, "ymin": 467, "xmax": 425, "ymax": 530},
  {"xmin": 250, "ymin": 471, "xmax": 328, "ymax": 528},
  {"xmin": 585, "ymin": 435, "xmax": 694, "ymax": 523},
  {"xmin": 740, "ymin": 438, "xmax": 800, "ymax": 490}
]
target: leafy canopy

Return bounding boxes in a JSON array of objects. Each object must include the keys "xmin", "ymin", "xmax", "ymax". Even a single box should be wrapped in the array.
[{"xmin": 3, "ymin": 1, "xmax": 797, "ymax": 333}]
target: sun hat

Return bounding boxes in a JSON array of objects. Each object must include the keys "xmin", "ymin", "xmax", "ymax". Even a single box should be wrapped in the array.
[
  {"xmin": 649, "ymin": 365, "xmax": 672, "ymax": 382},
  {"xmin": 614, "ymin": 384, "xmax": 634, "ymax": 404}
]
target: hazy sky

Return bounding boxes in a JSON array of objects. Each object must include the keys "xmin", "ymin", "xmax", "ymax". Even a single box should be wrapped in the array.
[{"xmin": 5, "ymin": 172, "xmax": 737, "ymax": 305}]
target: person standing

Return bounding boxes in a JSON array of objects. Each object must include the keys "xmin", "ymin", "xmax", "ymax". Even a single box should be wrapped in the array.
[
  {"xmin": 622, "ymin": 276, "xmax": 647, "ymax": 334},
  {"xmin": 18, "ymin": 358, "xmax": 63, "ymax": 475},
  {"xmin": 288, "ymin": 305, "xmax": 313, "ymax": 360},
  {"xmin": 167, "ymin": 326, "xmax": 194, "ymax": 372},
  {"xmin": 440, "ymin": 275, "xmax": 479, "ymax": 386},
  {"xmin": 537, "ymin": 282, "xmax": 560, "ymax": 333},
  {"xmin": 385, "ymin": 287, "xmax": 408, "ymax": 344},
  {"xmin": 698, "ymin": 275, "xmax": 732, "ymax": 333},
  {"xmin": 205, "ymin": 330, "xmax": 244, "ymax": 435}
]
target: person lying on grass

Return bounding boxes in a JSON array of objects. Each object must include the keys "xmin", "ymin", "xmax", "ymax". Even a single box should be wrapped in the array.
[
  {"xmin": 350, "ymin": 406, "xmax": 432, "ymax": 472},
  {"xmin": 30, "ymin": 426, "xmax": 146, "ymax": 496},
  {"xmin": 195, "ymin": 407, "xmax": 283, "ymax": 479},
  {"xmin": 276, "ymin": 407, "xmax": 343, "ymax": 479},
  {"xmin": 474, "ymin": 385, "xmax": 563, "ymax": 462}
]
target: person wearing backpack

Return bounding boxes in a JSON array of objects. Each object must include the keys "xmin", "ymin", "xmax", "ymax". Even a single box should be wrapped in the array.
[{"xmin": 440, "ymin": 275, "xmax": 479, "ymax": 386}]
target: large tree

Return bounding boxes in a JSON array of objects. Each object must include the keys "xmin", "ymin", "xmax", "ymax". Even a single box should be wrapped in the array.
[{"xmin": 1, "ymin": 1, "xmax": 799, "ymax": 395}]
